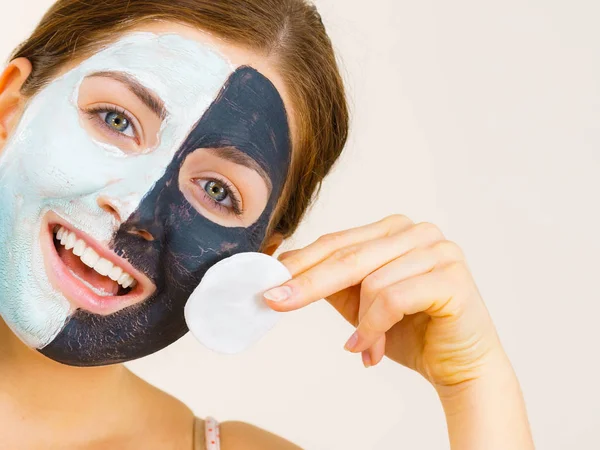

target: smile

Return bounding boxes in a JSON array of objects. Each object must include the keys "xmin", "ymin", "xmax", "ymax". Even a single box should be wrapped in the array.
[
  {"xmin": 55, "ymin": 226, "xmax": 137, "ymax": 291},
  {"xmin": 41, "ymin": 212, "xmax": 156, "ymax": 315}
]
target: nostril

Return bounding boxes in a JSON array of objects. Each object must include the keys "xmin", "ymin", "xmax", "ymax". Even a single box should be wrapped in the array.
[
  {"xmin": 100, "ymin": 204, "xmax": 121, "ymax": 222},
  {"xmin": 127, "ymin": 228, "xmax": 155, "ymax": 242},
  {"xmin": 97, "ymin": 196, "xmax": 122, "ymax": 223}
]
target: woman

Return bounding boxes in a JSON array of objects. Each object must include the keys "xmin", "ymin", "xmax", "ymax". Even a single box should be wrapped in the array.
[{"xmin": 0, "ymin": 0, "xmax": 534, "ymax": 448}]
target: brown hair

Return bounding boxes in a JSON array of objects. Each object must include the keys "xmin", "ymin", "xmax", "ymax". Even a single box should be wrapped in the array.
[{"xmin": 11, "ymin": 0, "xmax": 348, "ymax": 239}]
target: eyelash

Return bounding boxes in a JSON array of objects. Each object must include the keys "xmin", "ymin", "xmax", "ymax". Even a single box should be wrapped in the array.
[
  {"xmin": 82, "ymin": 106, "xmax": 243, "ymax": 217},
  {"xmin": 83, "ymin": 105, "xmax": 140, "ymax": 144},
  {"xmin": 197, "ymin": 177, "xmax": 243, "ymax": 216}
]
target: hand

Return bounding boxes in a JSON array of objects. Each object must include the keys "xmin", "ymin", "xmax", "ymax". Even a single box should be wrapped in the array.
[{"xmin": 264, "ymin": 215, "xmax": 506, "ymax": 388}]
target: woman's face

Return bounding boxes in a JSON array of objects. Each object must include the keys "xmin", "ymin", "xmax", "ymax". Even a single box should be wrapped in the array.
[{"xmin": 0, "ymin": 25, "xmax": 293, "ymax": 366}]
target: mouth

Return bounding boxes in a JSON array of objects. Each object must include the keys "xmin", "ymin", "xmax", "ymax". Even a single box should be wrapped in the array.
[{"xmin": 41, "ymin": 212, "xmax": 155, "ymax": 315}]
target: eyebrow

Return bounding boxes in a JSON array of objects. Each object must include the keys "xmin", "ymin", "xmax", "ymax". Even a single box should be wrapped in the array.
[
  {"xmin": 87, "ymin": 71, "xmax": 168, "ymax": 120},
  {"xmin": 207, "ymin": 147, "xmax": 273, "ymax": 193}
]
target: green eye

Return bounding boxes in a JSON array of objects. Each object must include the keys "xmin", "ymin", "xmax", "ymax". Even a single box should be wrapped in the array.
[
  {"xmin": 105, "ymin": 111, "xmax": 130, "ymax": 133},
  {"xmin": 205, "ymin": 180, "xmax": 229, "ymax": 202}
]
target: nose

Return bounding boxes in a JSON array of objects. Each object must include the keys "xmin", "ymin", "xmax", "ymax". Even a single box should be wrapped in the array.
[
  {"xmin": 97, "ymin": 195, "xmax": 156, "ymax": 242},
  {"xmin": 126, "ymin": 227, "xmax": 155, "ymax": 242},
  {"xmin": 97, "ymin": 195, "xmax": 122, "ymax": 223}
]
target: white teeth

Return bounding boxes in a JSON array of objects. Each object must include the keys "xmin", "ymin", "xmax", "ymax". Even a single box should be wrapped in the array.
[
  {"xmin": 94, "ymin": 258, "xmax": 113, "ymax": 277},
  {"xmin": 54, "ymin": 226, "xmax": 138, "ymax": 291},
  {"xmin": 109, "ymin": 266, "xmax": 123, "ymax": 282},
  {"xmin": 117, "ymin": 272, "xmax": 130, "ymax": 286},
  {"xmin": 73, "ymin": 239, "xmax": 86, "ymax": 257},
  {"xmin": 117, "ymin": 272, "xmax": 136, "ymax": 289},
  {"xmin": 65, "ymin": 233, "xmax": 77, "ymax": 250},
  {"xmin": 123, "ymin": 275, "xmax": 136, "ymax": 289},
  {"xmin": 114, "ymin": 271, "xmax": 137, "ymax": 289},
  {"xmin": 81, "ymin": 248, "xmax": 100, "ymax": 268}
]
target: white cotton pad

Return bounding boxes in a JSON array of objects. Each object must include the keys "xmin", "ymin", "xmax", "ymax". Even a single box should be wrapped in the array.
[{"xmin": 184, "ymin": 252, "xmax": 292, "ymax": 354}]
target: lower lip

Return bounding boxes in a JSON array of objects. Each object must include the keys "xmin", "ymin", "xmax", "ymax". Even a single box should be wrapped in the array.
[{"xmin": 41, "ymin": 220, "xmax": 146, "ymax": 316}]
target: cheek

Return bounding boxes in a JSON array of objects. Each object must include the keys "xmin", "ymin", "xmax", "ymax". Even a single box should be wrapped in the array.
[
  {"xmin": 163, "ymin": 197, "xmax": 250, "ymax": 274},
  {"xmin": 10, "ymin": 86, "xmax": 120, "ymax": 200}
]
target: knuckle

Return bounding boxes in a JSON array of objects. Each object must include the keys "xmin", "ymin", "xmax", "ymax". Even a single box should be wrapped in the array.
[
  {"xmin": 378, "ymin": 286, "xmax": 404, "ymax": 317},
  {"xmin": 279, "ymin": 253, "xmax": 304, "ymax": 275},
  {"xmin": 415, "ymin": 222, "xmax": 445, "ymax": 240},
  {"xmin": 278, "ymin": 249, "xmax": 298, "ymax": 260},
  {"xmin": 444, "ymin": 261, "xmax": 469, "ymax": 281},
  {"xmin": 361, "ymin": 273, "xmax": 383, "ymax": 298},
  {"xmin": 441, "ymin": 262, "xmax": 476, "ymax": 308},
  {"xmin": 410, "ymin": 247, "xmax": 430, "ymax": 261},
  {"xmin": 332, "ymin": 245, "xmax": 360, "ymax": 267},
  {"xmin": 316, "ymin": 232, "xmax": 344, "ymax": 247},
  {"xmin": 295, "ymin": 273, "xmax": 316, "ymax": 292},
  {"xmin": 359, "ymin": 313, "xmax": 378, "ymax": 334},
  {"xmin": 278, "ymin": 250, "xmax": 299, "ymax": 266},
  {"xmin": 384, "ymin": 214, "xmax": 409, "ymax": 224},
  {"xmin": 433, "ymin": 240, "xmax": 465, "ymax": 261},
  {"xmin": 382, "ymin": 214, "xmax": 412, "ymax": 231}
]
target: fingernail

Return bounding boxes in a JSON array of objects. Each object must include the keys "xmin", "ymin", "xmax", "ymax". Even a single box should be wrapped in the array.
[
  {"xmin": 362, "ymin": 351, "xmax": 372, "ymax": 368},
  {"xmin": 344, "ymin": 331, "xmax": 359, "ymax": 352},
  {"xmin": 264, "ymin": 285, "xmax": 293, "ymax": 302}
]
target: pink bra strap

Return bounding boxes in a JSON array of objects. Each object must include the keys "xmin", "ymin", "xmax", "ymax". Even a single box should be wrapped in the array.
[{"xmin": 205, "ymin": 417, "xmax": 221, "ymax": 450}]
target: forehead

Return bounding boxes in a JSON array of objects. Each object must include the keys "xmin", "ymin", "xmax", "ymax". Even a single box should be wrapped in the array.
[
  {"xmin": 13, "ymin": 31, "xmax": 292, "ymax": 246},
  {"xmin": 71, "ymin": 32, "xmax": 235, "ymax": 122},
  {"xmin": 72, "ymin": 26, "xmax": 297, "ymax": 145}
]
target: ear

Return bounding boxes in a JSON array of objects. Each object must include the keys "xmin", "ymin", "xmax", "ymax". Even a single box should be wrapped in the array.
[
  {"xmin": 0, "ymin": 58, "xmax": 32, "ymax": 148},
  {"xmin": 261, "ymin": 232, "xmax": 284, "ymax": 257}
]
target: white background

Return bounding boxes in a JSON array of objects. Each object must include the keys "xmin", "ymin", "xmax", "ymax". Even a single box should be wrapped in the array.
[{"xmin": 2, "ymin": 1, "xmax": 599, "ymax": 449}]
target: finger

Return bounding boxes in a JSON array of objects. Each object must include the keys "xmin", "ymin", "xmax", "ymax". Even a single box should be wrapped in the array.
[
  {"xmin": 355, "ymin": 243, "xmax": 462, "ymax": 366},
  {"xmin": 360, "ymin": 240, "xmax": 465, "ymax": 313},
  {"xmin": 357, "ymin": 240, "xmax": 464, "ymax": 325},
  {"xmin": 325, "ymin": 285, "xmax": 361, "ymax": 326},
  {"xmin": 362, "ymin": 335, "xmax": 386, "ymax": 368},
  {"xmin": 345, "ymin": 267, "xmax": 459, "ymax": 353},
  {"xmin": 265, "ymin": 223, "xmax": 446, "ymax": 311},
  {"xmin": 279, "ymin": 215, "xmax": 413, "ymax": 277}
]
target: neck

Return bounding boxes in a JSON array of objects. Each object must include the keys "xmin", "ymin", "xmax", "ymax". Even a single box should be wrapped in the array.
[{"xmin": 0, "ymin": 319, "xmax": 135, "ymax": 442}]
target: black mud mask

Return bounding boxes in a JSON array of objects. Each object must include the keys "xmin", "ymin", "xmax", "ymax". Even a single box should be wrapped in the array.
[{"xmin": 40, "ymin": 67, "xmax": 291, "ymax": 366}]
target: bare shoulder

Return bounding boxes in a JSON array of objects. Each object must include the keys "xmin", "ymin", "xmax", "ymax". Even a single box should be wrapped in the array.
[
  {"xmin": 124, "ymin": 370, "xmax": 196, "ymax": 449},
  {"xmin": 219, "ymin": 421, "xmax": 303, "ymax": 450},
  {"xmin": 124, "ymin": 370, "xmax": 301, "ymax": 450}
]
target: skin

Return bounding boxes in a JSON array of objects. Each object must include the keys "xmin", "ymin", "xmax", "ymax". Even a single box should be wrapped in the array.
[
  {"xmin": 0, "ymin": 22, "xmax": 534, "ymax": 450},
  {"xmin": 41, "ymin": 62, "xmax": 292, "ymax": 365},
  {"xmin": 0, "ymin": 23, "xmax": 298, "ymax": 449},
  {"xmin": 0, "ymin": 29, "xmax": 292, "ymax": 365},
  {"xmin": 265, "ymin": 216, "xmax": 535, "ymax": 449}
]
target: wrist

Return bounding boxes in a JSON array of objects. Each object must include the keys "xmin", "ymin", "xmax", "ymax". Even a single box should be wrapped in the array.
[
  {"xmin": 435, "ymin": 346, "xmax": 515, "ymax": 411},
  {"xmin": 434, "ymin": 349, "xmax": 534, "ymax": 450}
]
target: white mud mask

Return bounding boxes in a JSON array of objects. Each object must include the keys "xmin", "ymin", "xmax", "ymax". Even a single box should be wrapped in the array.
[{"xmin": 0, "ymin": 32, "xmax": 292, "ymax": 366}]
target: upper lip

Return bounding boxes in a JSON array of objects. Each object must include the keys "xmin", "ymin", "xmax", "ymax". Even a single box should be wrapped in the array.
[{"xmin": 45, "ymin": 211, "xmax": 156, "ymax": 306}]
